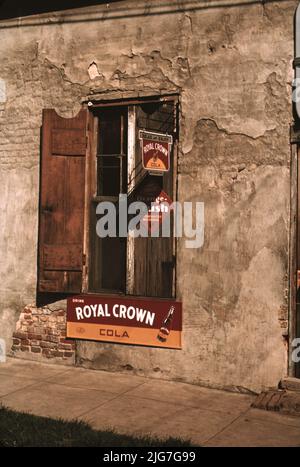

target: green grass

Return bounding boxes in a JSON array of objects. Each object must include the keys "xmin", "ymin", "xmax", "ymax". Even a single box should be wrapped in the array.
[{"xmin": 0, "ymin": 406, "xmax": 191, "ymax": 447}]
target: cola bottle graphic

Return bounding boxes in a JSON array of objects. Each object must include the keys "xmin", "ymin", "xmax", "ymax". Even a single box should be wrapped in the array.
[{"xmin": 157, "ymin": 306, "xmax": 175, "ymax": 343}]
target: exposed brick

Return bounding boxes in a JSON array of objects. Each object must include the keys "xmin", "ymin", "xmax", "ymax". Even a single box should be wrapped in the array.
[
  {"xmin": 12, "ymin": 304, "xmax": 74, "ymax": 361},
  {"xmin": 13, "ymin": 331, "xmax": 28, "ymax": 340},
  {"xmin": 42, "ymin": 349, "xmax": 52, "ymax": 357},
  {"xmin": 58, "ymin": 343, "xmax": 72, "ymax": 351},
  {"xmin": 251, "ymin": 392, "xmax": 267, "ymax": 409},
  {"xmin": 28, "ymin": 333, "xmax": 42, "ymax": 340},
  {"xmin": 40, "ymin": 316, "xmax": 48, "ymax": 322},
  {"xmin": 60, "ymin": 338, "xmax": 72, "ymax": 344},
  {"xmin": 49, "ymin": 335, "xmax": 60, "ymax": 343},
  {"xmin": 31, "ymin": 309, "xmax": 41, "ymax": 316},
  {"xmin": 20, "ymin": 339, "xmax": 30, "ymax": 345},
  {"xmin": 267, "ymin": 392, "xmax": 285, "ymax": 411},
  {"xmin": 40, "ymin": 341, "xmax": 55, "ymax": 349},
  {"xmin": 48, "ymin": 329, "xmax": 60, "ymax": 336},
  {"xmin": 30, "ymin": 340, "xmax": 40, "ymax": 346}
]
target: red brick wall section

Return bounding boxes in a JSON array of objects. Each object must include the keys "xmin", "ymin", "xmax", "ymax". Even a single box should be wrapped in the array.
[{"xmin": 11, "ymin": 304, "xmax": 75, "ymax": 360}]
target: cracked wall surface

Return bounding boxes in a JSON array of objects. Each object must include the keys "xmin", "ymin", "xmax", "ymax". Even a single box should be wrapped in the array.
[{"xmin": 0, "ymin": 0, "xmax": 296, "ymax": 392}]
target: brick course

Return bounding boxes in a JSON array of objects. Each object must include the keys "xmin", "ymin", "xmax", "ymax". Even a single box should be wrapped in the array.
[{"xmin": 11, "ymin": 304, "xmax": 75, "ymax": 360}]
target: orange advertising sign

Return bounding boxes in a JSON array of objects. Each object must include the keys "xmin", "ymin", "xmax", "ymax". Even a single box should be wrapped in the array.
[
  {"xmin": 139, "ymin": 130, "xmax": 172, "ymax": 173},
  {"xmin": 67, "ymin": 295, "xmax": 182, "ymax": 349}
]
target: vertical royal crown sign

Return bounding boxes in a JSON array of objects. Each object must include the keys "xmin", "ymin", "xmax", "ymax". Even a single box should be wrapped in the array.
[{"xmin": 139, "ymin": 130, "xmax": 173, "ymax": 173}]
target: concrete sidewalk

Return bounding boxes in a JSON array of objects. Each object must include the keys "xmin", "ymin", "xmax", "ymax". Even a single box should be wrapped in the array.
[{"xmin": 0, "ymin": 357, "xmax": 300, "ymax": 447}]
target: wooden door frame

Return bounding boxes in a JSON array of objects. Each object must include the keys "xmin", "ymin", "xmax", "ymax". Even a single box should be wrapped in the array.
[{"xmin": 289, "ymin": 142, "xmax": 299, "ymax": 377}]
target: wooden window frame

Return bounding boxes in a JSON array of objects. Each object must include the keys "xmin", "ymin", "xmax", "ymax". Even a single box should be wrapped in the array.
[{"xmin": 82, "ymin": 95, "xmax": 179, "ymax": 299}]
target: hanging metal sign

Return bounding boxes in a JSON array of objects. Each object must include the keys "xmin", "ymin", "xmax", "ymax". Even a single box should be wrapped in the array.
[
  {"xmin": 126, "ymin": 176, "xmax": 173, "ymax": 234},
  {"xmin": 140, "ymin": 189, "xmax": 173, "ymax": 234},
  {"xmin": 139, "ymin": 130, "xmax": 172, "ymax": 173},
  {"xmin": 67, "ymin": 295, "xmax": 182, "ymax": 349}
]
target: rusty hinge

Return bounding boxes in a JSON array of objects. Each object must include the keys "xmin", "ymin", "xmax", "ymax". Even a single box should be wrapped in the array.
[
  {"xmin": 290, "ymin": 125, "xmax": 300, "ymax": 144},
  {"xmin": 83, "ymin": 253, "xmax": 86, "ymax": 266},
  {"xmin": 297, "ymin": 270, "xmax": 300, "ymax": 288}
]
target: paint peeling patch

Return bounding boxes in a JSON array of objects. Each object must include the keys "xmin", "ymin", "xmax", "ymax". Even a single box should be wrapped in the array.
[
  {"xmin": 0, "ymin": 79, "xmax": 6, "ymax": 103},
  {"xmin": 88, "ymin": 62, "xmax": 102, "ymax": 80}
]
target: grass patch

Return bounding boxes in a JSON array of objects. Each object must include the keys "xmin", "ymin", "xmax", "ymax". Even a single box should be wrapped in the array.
[{"xmin": 0, "ymin": 406, "xmax": 191, "ymax": 447}]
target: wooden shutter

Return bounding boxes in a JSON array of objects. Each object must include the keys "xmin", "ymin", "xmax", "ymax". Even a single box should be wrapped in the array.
[{"xmin": 38, "ymin": 109, "xmax": 88, "ymax": 293}]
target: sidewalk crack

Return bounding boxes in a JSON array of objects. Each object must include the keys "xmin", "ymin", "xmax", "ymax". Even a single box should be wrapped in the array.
[
  {"xmin": 76, "ymin": 380, "xmax": 148, "ymax": 420},
  {"xmin": 201, "ymin": 407, "xmax": 252, "ymax": 446}
]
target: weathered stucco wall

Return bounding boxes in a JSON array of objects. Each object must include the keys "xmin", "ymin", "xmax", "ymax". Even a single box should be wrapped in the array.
[{"xmin": 0, "ymin": 0, "xmax": 295, "ymax": 392}]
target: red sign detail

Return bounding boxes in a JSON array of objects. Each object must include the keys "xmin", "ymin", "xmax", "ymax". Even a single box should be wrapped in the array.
[
  {"xmin": 141, "ymin": 189, "xmax": 173, "ymax": 233},
  {"xmin": 139, "ymin": 130, "xmax": 172, "ymax": 173}
]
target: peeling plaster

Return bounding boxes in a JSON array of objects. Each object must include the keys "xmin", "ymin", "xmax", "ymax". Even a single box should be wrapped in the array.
[{"xmin": 88, "ymin": 61, "xmax": 103, "ymax": 80}]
